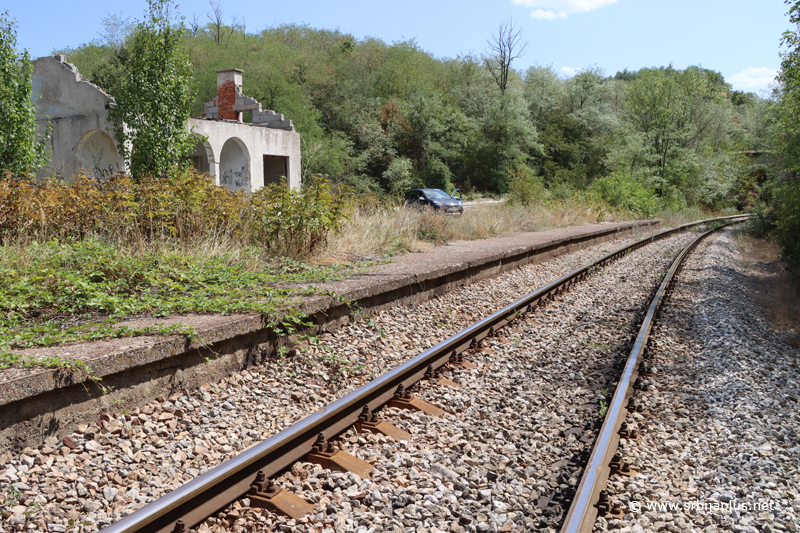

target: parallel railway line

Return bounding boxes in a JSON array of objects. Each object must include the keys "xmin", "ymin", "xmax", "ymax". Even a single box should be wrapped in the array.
[{"xmin": 98, "ymin": 215, "xmax": 748, "ymax": 533}]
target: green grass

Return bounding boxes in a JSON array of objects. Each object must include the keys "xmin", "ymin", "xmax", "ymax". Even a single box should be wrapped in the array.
[{"xmin": 0, "ymin": 239, "xmax": 367, "ymax": 369}]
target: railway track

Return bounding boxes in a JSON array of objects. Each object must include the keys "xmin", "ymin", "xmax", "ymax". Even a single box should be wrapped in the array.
[
  {"xmin": 90, "ymin": 215, "xmax": 747, "ymax": 533},
  {"xmin": 560, "ymin": 220, "xmax": 740, "ymax": 533},
  {"xmin": 591, "ymin": 228, "xmax": 800, "ymax": 533}
]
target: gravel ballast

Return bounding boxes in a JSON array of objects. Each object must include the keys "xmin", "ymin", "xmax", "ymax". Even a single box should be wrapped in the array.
[
  {"xmin": 0, "ymin": 229, "xmax": 740, "ymax": 533},
  {"xmin": 597, "ymin": 229, "xmax": 800, "ymax": 533}
]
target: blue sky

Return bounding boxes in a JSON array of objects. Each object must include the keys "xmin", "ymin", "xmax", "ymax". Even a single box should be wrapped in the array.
[{"xmin": 3, "ymin": 0, "xmax": 789, "ymax": 95}]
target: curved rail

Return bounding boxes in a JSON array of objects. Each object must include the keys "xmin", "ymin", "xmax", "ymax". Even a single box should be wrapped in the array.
[
  {"xmin": 560, "ymin": 218, "xmax": 747, "ymax": 533},
  {"xmin": 103, "ymin": 215, "xmax": 749, "ymax": 533}
]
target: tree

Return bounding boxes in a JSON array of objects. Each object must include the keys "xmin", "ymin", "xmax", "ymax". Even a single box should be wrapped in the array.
[
  {"xmin": 523, "ymin": 65, "xmax": 563, "ymax": 125},
  {"xmin": 109, "ymin": 0, "xmax": 196, "ymax": 179},
  {"xmin": 484, "ymin": 20, "xmax": 527, "ymax": 94},
  {"xmin": 0, "ymin": 11, "xmax": 49, "ymax": 176},
  {"xmin": 207, "ymin": 0, "xmax": 237, "ymax": 46},
  {"xmin": 623, "ymin": 66, "xmax": 733, "ymax": 204},
  {"xmin": 775, "ymin": 0, "xmax": 800, "ymax": 278}
]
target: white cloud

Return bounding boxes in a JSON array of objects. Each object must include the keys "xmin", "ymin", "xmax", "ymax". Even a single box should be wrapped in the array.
[
  {"xmin": 560, "ymin": 66, "xmax": 579, "ymax": 77},
  {"xmin": 728, "ymin": 67, "xmax": 778, "ymax": 91},
  {"xmin": 513, "ymin": 0, "xmax": 618, "ymax": 19},
  {"xmin": 531, "ymin": 9, "xmax": 560, "ymax": 19}
]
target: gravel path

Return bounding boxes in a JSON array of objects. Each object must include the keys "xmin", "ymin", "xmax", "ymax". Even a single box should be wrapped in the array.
[
  {"xmin": 596, "ymin": 229, "xmax": 800, "ymax": 533},
  {"xmin": 0, "ymin": 230, "xmax": 697, "ymax": 533}
]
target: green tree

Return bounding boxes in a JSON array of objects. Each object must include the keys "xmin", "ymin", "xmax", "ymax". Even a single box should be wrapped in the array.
[
  {"xmin": 109, "ymin": 0, "xmax": 195, "ymax": 179},
  {"xmin": 523, "ymin": 65, "xmax": 563, "ymax": 125},
  {"xmin": 0, "ymin": 11, "xmax": 49, "ymax": 176},
  {"xmin": 622, "ymin": 66, "xmax": 735, "ymax": 205},
  {"xmin": 396, "ymin": 92, "xmax": 470, "ymax": 191},
  {"xmin": 775, "ymin": 0, "xmax": 800, "ymax": 278}
]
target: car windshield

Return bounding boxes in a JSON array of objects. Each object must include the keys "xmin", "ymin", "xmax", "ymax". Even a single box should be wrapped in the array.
[{"xmin": 423, "ymin": 189, "xmax": 451, "ymax": 199}]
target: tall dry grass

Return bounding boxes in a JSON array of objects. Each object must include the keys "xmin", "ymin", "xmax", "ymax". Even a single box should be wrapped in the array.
[
  {"xmin": 735, "ymin": 231, "xmax": 800, "ymax": 346},
  {"xmin": 317, "ymin": 196, "xmax": 634, "ymax": 262}
]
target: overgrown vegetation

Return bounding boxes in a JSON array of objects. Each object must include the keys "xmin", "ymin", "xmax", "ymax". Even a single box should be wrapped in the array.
[
  {"xmin": 108, "ymin": 0, "xmax": 196, "ymax": 180},
  {"xmin": 0, "ymin": 11, "xmax": 49, "ymax": 177},
  {"xmin": 775, "ymin": 0, "xmax": 800, "ymax": 280},
  {"xmin": 0, "ymin": 169, "xmax": 348, "ymax": 255},
  {"xmin": 57, "ymin": 8, "xmax": 766, "ymax": 213},
  {"xmin": 0, "ymin": 238, "xmax": 352, "ymax": 355},
  {"xmin": 6, "ymin": 0, "xmax": 800, "ymax": 369},
  {"xmin": 0, "ymin": 169, "xmax": 354, "ymax": 368}
]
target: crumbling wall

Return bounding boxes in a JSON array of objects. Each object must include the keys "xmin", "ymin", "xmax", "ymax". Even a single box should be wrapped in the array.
[
  {"xmin": 202, "ymin": 69, "xmax": 295, "ymax": 131},
  {"xmin": 30, "ymin": 59, "xmax": 300, "ymax": 190},
  {"xmin": 31, "ymin": 56, "xmax": 124, "ymax": 180},
  {"xmin": 189, "ymin": 118, "xmax": 301, "ymax": 191}
]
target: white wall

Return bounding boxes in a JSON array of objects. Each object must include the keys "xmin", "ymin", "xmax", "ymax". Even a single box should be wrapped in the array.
[
  {"xmin": 219, "ymin": 138, "xmax": 251, "ymax": 191},
  {"xmin": 189, "ymin": 118, "xmax": 301, "ymax": 191},
  {"xmin": 31, "ymin": 56, "xmax": 124, "ymax": 180},
  {"xmin": 76, "ymin": 130, "xmax": 123, "ymax": 179},
  {"xmin": 31, "ymin": 56, "xmax": 301, "ymax": 191}
]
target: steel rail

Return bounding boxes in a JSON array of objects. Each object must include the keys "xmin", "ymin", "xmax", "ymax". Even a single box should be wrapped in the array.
[
  {"xmin": 103, "ymin": 214, "xmax": 749, "ymax": 533},
  {"xmin": 560, "ymin": 217, "xmax": 748, "ymax": 533}
]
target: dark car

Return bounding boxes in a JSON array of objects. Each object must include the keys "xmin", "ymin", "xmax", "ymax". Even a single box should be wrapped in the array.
[{"xmin": 403, "ymin": 188, "xmax": 464, "ymax": 215}]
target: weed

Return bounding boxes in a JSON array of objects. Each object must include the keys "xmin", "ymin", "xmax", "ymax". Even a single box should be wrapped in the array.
[
  {"xmin": 0, "ymin": 238, "xmax": 363, "ymax": 371},
  {"xmin": 318, "ymin": 195, "xmax": 641, "ymax": 261},
  {"xmin": 599, "ymin": 400, "xmax": 609, "ymax": 417},
  {"xmin": 97, "ymin": 383, "xmax": 116, "ymax": 395},
  {"xmin": 580, "ymin": 339, "xmax": 609, "ymax": 352},
  {"xmin": 317, "ymin": 351, "xmax": 365, "ymax": 382}
]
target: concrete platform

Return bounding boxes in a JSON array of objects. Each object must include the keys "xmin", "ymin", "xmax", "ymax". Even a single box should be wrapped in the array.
[{"xmin": 0, "ymin": 220, "xmax": 659, "ymax": 450}]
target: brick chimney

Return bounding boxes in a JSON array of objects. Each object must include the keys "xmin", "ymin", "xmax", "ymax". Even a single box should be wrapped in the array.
[{"xmin": 216, "ymin": 69, "xmax": 243, "ymax": 121}]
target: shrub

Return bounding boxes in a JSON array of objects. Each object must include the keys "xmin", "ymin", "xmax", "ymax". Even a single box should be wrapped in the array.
[
  {"xmin": 414, "ymin": 211, "xmax": 453, "ymax": 244},
  {"xmin": 0, "ymin": 170, "xmax": 350, "ymax": 259},
  {"xmin": 507, "ymin": 162, "xmax": 546, "ymax": 206},
  {"xmin": 775, "ymin": 176, "xmax": 800, "ymax": 279},
  {"xmin": 0, "ymin": 12, "xmax": 50, "ymax": 176},
  {"xmin": 746, "ymin": 205, "xmax": 778, "ymax": 239},
  {"xmin": 248, "ymin": 176, "xmax": 350, "ymax": 257},
  {"xmin": 589, "ymin": 170, "xmax": 661, "ymax": 218}
]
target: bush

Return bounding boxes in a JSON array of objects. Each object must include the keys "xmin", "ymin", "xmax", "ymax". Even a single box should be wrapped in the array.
[
  {"xmin": 746, "ymin": 205, "xmax": 778, "ymax": 239},
  {"xmin": 248, "ymin": 176, "xmax": 350, "ymax": 257},
  {"xmin": 0, "ymin": 12, "xmax": 50, "ymax": 176},
  {"xmin": 0, "ymin": 170, "xmax": 350, "ymax": 258},
  {"xmin": 414, "ymin": 211, "xmax": 453, "ymax": 244},
  {"xmin": 775, "ymin": 176, "xmax": 800, "ymax": 279},
  {"xmin": 507, "ymin": 162, "xmax": 546, "ymax": 206},
  {"xmin": 0, "ymin": 169, "xmax": 247, "ymax": 245},
  {"xmin": 589, "ymin": 170, "xmax": 661, "ymax": 218}
]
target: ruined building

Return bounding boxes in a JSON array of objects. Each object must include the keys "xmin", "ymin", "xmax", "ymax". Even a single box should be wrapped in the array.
[{"xmin": 31, "ymin": 56, "xmax": 301, "ymax": 191}]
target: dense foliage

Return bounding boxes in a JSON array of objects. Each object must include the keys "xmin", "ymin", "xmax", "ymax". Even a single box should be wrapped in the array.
[
  {"xmin": 57, "ymin": 13, "xmax": 769, "ymax": 212},
  {"xmin": 107, "ymin": 0, "xmax": 196, "ymax": 180},
  {"xmin": 0, "ymin": 168, "xmax": 349, "ymax": 257},
  {"xmin": 775, "ymin": 0, "xmax": 800, "ymax": 278},
  {"xmin": 0, "ymin": 11, "xmax": 49, "ymax": 176}
]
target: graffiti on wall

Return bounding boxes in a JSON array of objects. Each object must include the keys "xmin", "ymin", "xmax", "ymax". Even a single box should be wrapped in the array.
[
  {"xmin": 220, "ymin": 163, "xmax": 251, "ymax": 192},
  {"xmin": 78, "ymin": 133, "xmax": 123, "ymax": 180}
]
